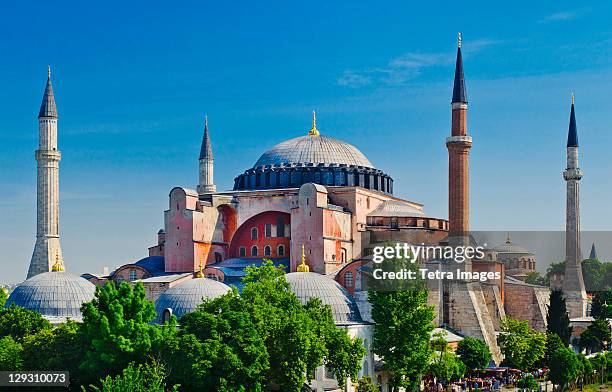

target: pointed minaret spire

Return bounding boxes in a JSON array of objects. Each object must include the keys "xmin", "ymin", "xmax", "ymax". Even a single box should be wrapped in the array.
[
  {"xmin": 199, "ymin": 115, "xmax": 213, "ymax": 160},
  {"xmin": 452, "ymin": 32, "xmax": 467, "ymax": 104},
  {"xmin": 589, "ymin": 242, "xmax": 598, "ymax": 260},
  {"xmin": 567, "ymin": 93, "xmax": 578, "ymax": 147},
  {"xmin": 39, "ymin": 65, "xmax": 58, "ymax": 118},
  {"xmin": 197, "ymin": 115, "xmax": 216, "ymax": 194}
]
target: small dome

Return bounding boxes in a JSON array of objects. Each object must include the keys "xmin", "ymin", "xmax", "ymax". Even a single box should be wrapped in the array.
[
  {"xmin": 154, "ymin": 277, "xmax": 231, "ymax": 323},
  {"xmin": 285, "ymin": 272, "xmax": 362, "ymax": 324},
  {"xmin": 5, "ymin": 271, "xmax": 96, "ymax": 322},
  {"xmin": 492, "ymin": 235, "xmax": 533, "ymax": 255},
  {"xmin": 254, "ymin": 135, "xmax": 374, "ymax": 169}
]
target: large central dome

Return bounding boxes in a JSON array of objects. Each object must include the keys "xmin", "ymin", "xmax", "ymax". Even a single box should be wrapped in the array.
[
  {"xmin": 233, "ymin": 113, "xmax": 393, "ymax": 194},
  {"xmin": 253, "ymin": 135, "xmax": 374, "ymax": 169}
]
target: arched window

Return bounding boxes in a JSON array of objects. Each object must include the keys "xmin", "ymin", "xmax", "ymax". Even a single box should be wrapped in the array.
[
  {"xmin": 341, "ymin": 248, "xmax": 347, "ymax": 263},
  {"xmin": 207, "ymin": 273, "xmax": 219, "ymax": 281},
  {"xmin": 214, "ymin": 252, "xmax": 223, "ymax": 263},
  {"xmin": 278, "ymin": 245, "xmax": 285, "ymax": 256},
  {"xmin": 251, "ymin": 227, "xmax": 258, "ymax": 240},
  {"xmin": 129, "ymin": 269, "xmax": 137, "ymax": 281},
  {"xmin": 345, "ymin": 271, "xmax": 354, "ymax": 288},
  {"xmin": 239, "ymin": 247, "xmax": 246, "ymax": 257},
  {"xmin": 264, "ymin": 245, "xmax": 271, "ymax": 256},
  {"xmin": 251, "ymin": 245, "xmax": 258, "ymax": 257},
  {"xmin": 162, "ymin": 308, "xmax": 173, "ymax": 324}
]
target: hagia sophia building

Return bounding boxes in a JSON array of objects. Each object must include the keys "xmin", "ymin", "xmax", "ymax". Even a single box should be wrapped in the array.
[{"xmin": 7, "ymin": 34, "xmax": 592, "ymax": 391}]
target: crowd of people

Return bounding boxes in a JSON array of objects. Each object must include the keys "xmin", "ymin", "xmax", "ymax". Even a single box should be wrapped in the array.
[{"xmin": 425, "ymin": 368, "xmax": 550, "ymax": 392}]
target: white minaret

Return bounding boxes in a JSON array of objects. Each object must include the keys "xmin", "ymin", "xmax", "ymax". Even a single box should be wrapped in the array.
[
  {"xmin": 27, "ymin": 66, "xmax": 63, "ymax": 279},
  {"xmin": 197, "ymin": 116, "xmax": 216, "ymax": 194},
  {"xmin": 562, "ymin": 94, "xmax": 587, "ymax": 318}
]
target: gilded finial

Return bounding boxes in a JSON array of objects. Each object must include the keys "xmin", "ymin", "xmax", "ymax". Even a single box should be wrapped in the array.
[
  {"xmin": 571, "ymin": 92, "xmax": 575, "ymax": 105},
  {"xmin": 51, "ymin": 253, "xmax": 65, "ymax": 272},
  {"xmin": 457, "ymin": 32, "xmax": 462, "ymax": 48},
  {"xmin": 297, "ymin": 244, "xmax": 310, "ymax": 272},
  {"xmin": 47, "ymin": 65, "xmax": 51, "ymax": 79},
  {"xmin": 308, "ymin": 111, "xmax": 320, "ymax": 136},
  {"xmin": 195, "ymin": 255, "xmax": 204, "ymax": 278}
]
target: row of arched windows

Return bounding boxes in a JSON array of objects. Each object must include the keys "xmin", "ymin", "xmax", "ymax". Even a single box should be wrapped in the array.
[{"xmin": 239, "ymin": 244, "xmax": 286, "ymax": 258}]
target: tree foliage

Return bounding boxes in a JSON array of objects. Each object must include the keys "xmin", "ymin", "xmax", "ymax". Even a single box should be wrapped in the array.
[
  {"xmin": 546, "ymin": 259, "xmax": 612, "ymax": 292},
  {"xmin": 591, "ymin": 289, "xmax": 612, "ymax": 319},
  {"xmin": 546, "ymin": 290, "xmax": 572, "ymax": 345},
  {"xmin": 369, "ymin": 253, "xmax": 435, "ymax": 391},
  {"xmin": 579, "ymin": 317, "xmax": 611, "ymax": 352},
  {"xmin": 544, "ymin": 333, "xmax": 565, "ymax": 368},
  {"xmin": 0, "ymin": 288, "xmax": 7, "ymax": 308},
  {"xmin": 163, "ymin": 290, "xmax": 268, "ymax": 392},
  {"xmin": 80, "ymin": 281, "xmax": 160, "ymax": 382},
  {"xmin": 456, "ymin": 337, "xmax": 491, "ymax": 374},
  {"xmin": 357, "ymin": 376, "xmax": 379, "ymax": 392},
  {"xmin": 498, "ymin": 318, "xmax": 546, "ymax": 371},
  {"xmin": 84, "ymin": 360, "xmax": 179, "ymax": 392},
  {"xmin": 548, "ymin": 347, "xmax": 580, "ymax": 391},
  {"xmin": 0, "ymin": 336, "xmax": 23, "ymax": 371},
  {"xmin": 524, "ymin": 272, "xmax": 548, "ymax": 286},
  {"xmin": 0, "ymin": 304, "xmax": 51, "ymax": 342}
]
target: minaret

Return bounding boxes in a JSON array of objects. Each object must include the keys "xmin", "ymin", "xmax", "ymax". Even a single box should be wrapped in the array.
[
  {"xmin": 589, "ymin": 242, "xmax": 598, "ymax": 260},
  {"xmin": 562, "ymin": 94, "xmax": 587, "ymax": 318},
  {"xmin": 27, "ymin": 66, "xmax": 63, "ymax": 279},
  {"xmin": 447, "ymin": 33, "xmax": 473, "ymax": 255},
  {"xmin": 197, "ymin": 116, "xmax": 216, "ymax": 194}
]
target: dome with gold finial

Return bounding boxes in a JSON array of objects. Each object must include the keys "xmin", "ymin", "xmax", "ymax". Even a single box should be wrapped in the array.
[
  {"xmin": 233, "ymin": 112, "xmax": 394, "ymax": 194},
  {"xmin": 5, "ymin": 259, "xmax": 95, "ymax": 323}
]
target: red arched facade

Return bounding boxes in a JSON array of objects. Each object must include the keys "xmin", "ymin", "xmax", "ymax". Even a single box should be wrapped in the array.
[{"xmin": 229, "ymin": 211, "xmax": 290, "ymax": 259}]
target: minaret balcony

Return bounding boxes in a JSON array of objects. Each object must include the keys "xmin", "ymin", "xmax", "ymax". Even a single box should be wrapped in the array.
[
  {"xmin": 445, "ymin": 135, "xmax": 472, "ymax": 147},
  {"xmin": 563, "ymin": 168, "xmax": 583, "ymax": 181},
  {"xmin": 35, "ymin": 149, "xmax": 62, "ymax": 161}
]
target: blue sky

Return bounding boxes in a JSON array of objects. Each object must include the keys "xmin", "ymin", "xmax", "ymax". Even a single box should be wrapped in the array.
[{"xmin": 1, "ymin": 1, "xmax": 612, "ymax": 283}]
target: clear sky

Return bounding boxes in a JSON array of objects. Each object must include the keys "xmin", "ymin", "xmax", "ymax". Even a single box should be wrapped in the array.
[{"xmin": 1, "ymin": 1, "xmax": 612, "ymax": 283}]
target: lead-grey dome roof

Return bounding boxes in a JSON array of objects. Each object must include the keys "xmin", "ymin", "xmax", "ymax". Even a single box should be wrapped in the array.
[
  {"xmin": 154, "ymin": 277, "xmax": 231, "ymax": 323},
  {"xmin": 285, "ymin": 272, "xmax": 363, "ymax": 324},
  {"xmin": 5, "ymin": 271, "xmax": 95, "ymax": 322},
  {"xmin": 254, "ymin": 135, "xmax": 374, "ymax": 169}
]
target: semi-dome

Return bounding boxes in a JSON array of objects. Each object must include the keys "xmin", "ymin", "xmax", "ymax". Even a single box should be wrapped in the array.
[
  {"xmin": 154, "ymin": 277, "xmax": 231, "ymax": 323},
  {"xmin": 254, "ymin": 135, "xmax": 374, "ymax": 169},
  {"xmin": 233, "ymin": 113, "xmax": 394, "ymax": 194},
  {"xmin": 285, "ymin": 272, "xmax": 363, "ymax": 324},
  {"xmin": 5, "ymin": 271, "xmax": 96, "ymax": 323}
]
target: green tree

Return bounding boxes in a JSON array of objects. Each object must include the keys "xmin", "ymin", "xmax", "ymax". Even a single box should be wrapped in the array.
[
  {"xmin": 369, "ymin": 254, "xmax": 435, "ymax": 391},
  {"xmin": 516, "ymin": 373, "xmax": 538, "ymax": 392},
  {"xmin": 357, "ymin": 376, "xmax": 379, "ymax": 392},
  {"xmin": 524, "ymin": 272, "xmax": 548, "ymax": 286},
  {"xmin": 498, "ymin": 318, "xmax": 546, "ymax": 371},
  {"xmin": 546, "ymin": 290, "xmax": 572, "ymax": 345},
  {"xmin": 591, "ymin": 289, "xmax": 612, "ymax": 319},
  {"xmin": 429, "ymin": 352, "xmax": 466, "ymax": 384},
  {"xmin": 22, "ymin": 320, "xmax": 86, "ymax": 385},
  {"xmin": 579, "ymin": 318, "xmax": 611, "ymax": 352},
  {"xmin": 456, "ymin": 337, "xmax": 491, "ymax": 375},
  {"xmin": 548, "ymin": 347, "xmax": 580, "ymax": 392},
  {"xmin": 163, "ymin": 290, "xmax": 269, "ymax": 392},
  {"xmin": 0, "ymin": 304, "xmax": 51, "ymax": 342},
  {"xmin": 546, "ymin": 259, "xmax": 611, "ymax": 292},
  {"xmin": 543, "ymin": 333, "xmax": 565, "ymax": 368},
  {"xmin": 0, "ymin": 336, "xmax": 23, "ymax": 371},
  {"xmin": 0, "ymin": 288, "xmax": 7, "ymax": 307},
  {"xmin": 80, "ymin": 281, "xmax": 161, "ymax": 383},
  {"xmin": 84, "ymin": 360, "xmax": 179, "ymax": 392},
  {"xmin": 239, "ymin": 260, "xmax": 364, "ymax": 391}
]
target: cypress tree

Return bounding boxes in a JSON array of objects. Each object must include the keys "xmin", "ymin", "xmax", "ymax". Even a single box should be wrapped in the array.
[{"xmin": 546, "ymin": 290, "xmax": 573, "ymax": 345}]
